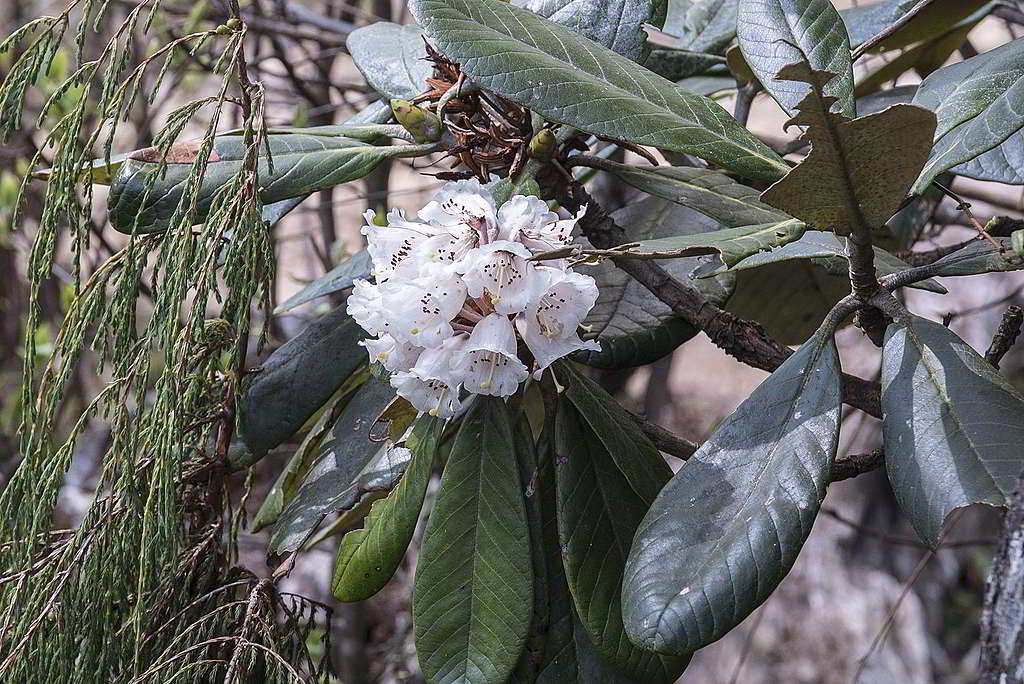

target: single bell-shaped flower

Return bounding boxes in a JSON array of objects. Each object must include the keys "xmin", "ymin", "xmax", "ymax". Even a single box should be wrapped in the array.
[
  {"xmin": 380, "ymin": 260, "xmax": 467, "ymax": 348},
  {"xmin": 456, "ymin": 240, "xmax": 540, "ymax": 315},
  {"xmin": 453, "ymin": 314, "xmax": 529, "ymax": 397},
  {"xmin": 390, "ymin": 337, "xmax": 465, "ymax": 418},
  {"xmin": 518, "ymin": 267, "xmax": 601, "ymax": 376},
  {"xmin": 361, "ymin": 333, "xmax": 421, "ymax": 373}
]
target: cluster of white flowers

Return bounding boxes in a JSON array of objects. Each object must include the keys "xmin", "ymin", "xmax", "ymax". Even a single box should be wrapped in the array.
[{"xmin": 347, "ymin": 179, "xmax": 600, "ymax": 418}]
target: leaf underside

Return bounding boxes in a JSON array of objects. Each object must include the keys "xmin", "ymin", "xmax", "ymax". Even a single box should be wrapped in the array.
[{"xmin": 759, "ymin": 62, "xmax": 936, "ymax": 235}]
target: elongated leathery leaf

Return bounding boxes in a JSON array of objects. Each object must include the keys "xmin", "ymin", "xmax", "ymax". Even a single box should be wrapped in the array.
[
  {"xmin": 627, "ymin": 218, "xmax": 806, "ymax": 267},
  {"xmin": 576, "ymin": 156, "xmax": 786, "ymax": 227},
  {"xmin": 712, "ymin": 230, "xmax": 947, "ymax": 293},
  {"xmin": 331, "ymin": 415, "xmax": 441, "ymax": 601},
  {"xmin": 881, "ymin": 314, "xmax": 1024, "ymax": 546},
  {"xmin": 737, "ymin": 0, "xmax": 856, "ymax": 118},
  {"xmin": 108, "ymin": 133, "xmax": 436, "ymax": 233},
  {"xmin": 518, "ymin": 436, "xmax": 679, "ymax": 683},
  {"xmin": 662, "ymin": 0, "xmax": 739, "ymax": 55},
  {"xmin": 623, "ymin": 328, "xmax": 841, "ymax": 655},
  {"xmin": 760, "ymin": 62, "xmax": 936, "ymax": 236},
  {"xmin": 347, "ymin": 23, "xmax": 433, "ymax": 99},
  {"xmin": 413, "ymin": 397, "xmax": 533, "ymax": 684},
  {"xmin": 275, "ymin": 249, "xmax": 373, "ymax": 314},
  {"xmin": 562, "ymin": 364, "xmax": 674, "ymax": 502},
  {"xmin": 925, "ymin": 238, "xmax": 1024, "ymax": 277},
  {"xmin": 267, "ymin": 378, "xmax": 402, "ymax": 553},
  {"xmin": 841, "ymin": 0, "xmax": 990, "ymax": 50},
  {"xmin": 576, "ymin": 198, "xmax": 733, "ymax": 369},
  {"xmin": 237, "ymin": 305, "xmax": 366, "ymax": 454},
  {"xmin": 512, "ymin": 0, "xmax": 667, "ymax": 63},
  {"xmin": 410, "ymin": 0, "xmax": 789, "ymax": 183},
  {"xmin": 912, "ymin": 39, "xmax": 1024, "ymax": 194},
  {"xmin": 554, "ymin": 397, "xmax": 686, "ymax": 682}
]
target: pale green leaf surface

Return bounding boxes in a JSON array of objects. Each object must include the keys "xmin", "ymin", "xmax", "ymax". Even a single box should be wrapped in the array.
[
  {"xmin": 623, "ymin": 330, "xmax": 841, "ymax": 654},
  {"xmin": 512, "ymin": 0, "xmax": 667, "ymax": 62},
  {"xmin": 629, "ymin": 218, "xmax": 806, "ymax": 266},
  {"xmin": 925, "ymin": 238, "xmax": 1024, "ymax": 276},
  {"xmin": 882, "ymin": 315, "xmax": 1024, "ymax": 546},
  {"xmin": 348, "ymin": 23, "xmax": 433, "ymax": 99},
  {"xmin": 913, "ymin": 38, "xmax": 1024, "ymax": 194},
  {"xmin": 331, "ymin": 416, "xmax": 441, "ymax": 601}
]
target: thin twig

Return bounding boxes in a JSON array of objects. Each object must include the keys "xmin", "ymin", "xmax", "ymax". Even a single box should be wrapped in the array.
[{"xmin": 933, "ymin": 181, "xmax": 1001, "ymax": 248}]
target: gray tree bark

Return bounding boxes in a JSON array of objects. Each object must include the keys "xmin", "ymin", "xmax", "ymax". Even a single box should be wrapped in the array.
[{"xmin": 981, "ymin": 477, "xmax": 1024, "ymax": 684}]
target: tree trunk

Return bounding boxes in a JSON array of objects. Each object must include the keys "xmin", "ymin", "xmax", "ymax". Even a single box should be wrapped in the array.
[{"xmin": 981, "ymin": 477, "xmax": 1024, "ymax": 684}]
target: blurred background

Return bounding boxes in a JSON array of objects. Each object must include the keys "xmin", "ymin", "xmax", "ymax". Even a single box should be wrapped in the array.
[{"xmin": 2, "ymin": 1, "xmax": 1023, "ymax": 682}]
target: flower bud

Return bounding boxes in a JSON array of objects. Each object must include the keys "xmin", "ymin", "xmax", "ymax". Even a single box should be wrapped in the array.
[
  {"xmin": 1013, "ymin": 229, "xmax": 1024, "ymax": 258},
  {"xmin": 391, "ymin": 99, "xmax": 442, "ymax": 143},
  {"xmin": 528, "ymin": 128, "xmax": 556, "ymax": 161}
]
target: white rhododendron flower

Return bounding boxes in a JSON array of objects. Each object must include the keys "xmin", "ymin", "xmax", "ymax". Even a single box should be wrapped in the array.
[{"xmin": 347, "ymin": 179, "xmax": 600, "ymax": 417}]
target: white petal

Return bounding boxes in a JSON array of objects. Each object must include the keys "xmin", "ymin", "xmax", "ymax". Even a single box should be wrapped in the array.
[
  {"xmin": 380, "ymin": 265, "xmax": 468, "ymax": 348},
  {"xmin": 497, "ymin": 194, "xmax": 557, "ymax": 242},
  {"xmin": 526, "ymin": 267, "xmax": 599, "ymax": 338},
  {"xmin": 419, "ymin": 179, "xmax": 497, "ymax": 232},
  {"xmin": 456, "ymin": 240, "xmax": 541, "ymax": 315},
  {"xmin": 518, "ymin": 323, "xmax": 601, "ymax": 378},
  {"xmin": 465, "ymin": 313, "xmax": 518, "ymax": 356},
  {"xmin": 390, "ymin": 336, "xmax": 466, "ymax": 417},
  {"xmin": 362, "ymin": 208, "xmax": 440, "ymax": 280},
  {"xmin": 347, "ymin": 279, "xmax": 387, "ymax": 336},
  {"xmin": 361, "ymin": 334, "xmax": 421, "ymax": 372},
  {"xmin": 516, "ymin": 205, "xmax": 586, "ymax": 255}
]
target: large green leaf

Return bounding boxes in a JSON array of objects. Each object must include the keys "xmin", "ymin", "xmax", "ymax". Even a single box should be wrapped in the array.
[
  {"xmin": 331, "ymin": 416, "xmax": 441, "ymax": 602},
  {"xmin": 275, "ymin": 249, "xmax": 373, "ymax": 314},
  {"xmin": 724, "ymin": 258, "xmax": 849, "ymax": 344},
  {"xmin": 881, "ymin": 314, "xmax": 1024, "ymax": 546},
  {"xmin": 512, "ymin": 0, "xmax": 667, "ymax": 62},
  {"xmin": 628, "ymin": 218, "xmax": 806, "ymax": 267},
  {"xmin": 267, "ymin": 378, "xmax": 404, "ymax": 553},
  {"xmin": 108, "ymin": 133, "xmax": 436, "ymax": 233},
  {"xmin": 643, "ymin": 49, "xmax": 727, "ymax": 81},
  {"xmin": 518, "ymin": 438, "xmax": 665, "ymax": 683},
  {"xmin": 347, "ymin": 23, "xmax": 433, "ymax": 99},
  {"xmin": 925, "ymin": 238, "xmax": 1024, "ymax": 276},
  {"xmin": 841, "ymin": 0, "xmax": 991, "ymax": 51},
  {"xmin": 737, "ymin": 0, "xmax": 856, "ymax": 118},
  {"xmin": 662, "ymin": 0, "xmax": 739, "ymax": 55},
  {"xmin": 410, "ymin": 0, "xmax": 789, "ymax": 182},
  {"xmin": 554, "ymin": 398, "xmax": 686, "ymax": 682},
  {"xmin": 760, "ymin": 62, "xmax": 936, "ymax": 235},
  {"xmin": 413, "ymin": 398, "xmax": 533, "ymax": 684},
  {"xmin": 912, "ymin": 39, "xmax": 1024, "ymax": 194},
  {"xmin": 237, "ymin": 306, "xmax": 366, "ymax": 454},
  {"xmin": 712, "ymin": 230, "xmax": 947, "ymax": 293},
  {"xmin": 623, "ymin": 328, "xmax": 841, "ymax": 655},
  {"xmin": 562, "ymin": 365, "xmax": 674, "ymax": 502},
  {"xmin": 576, "ymin": 198, "xmax": 734, "ymax": 369},
  {"xmin": 955, "ymin": 139, "xmax": 1024, "ymax": 185},
  {"xmin": 576, "ymin": 157, "xmax": 786, "ymax": 227}
]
